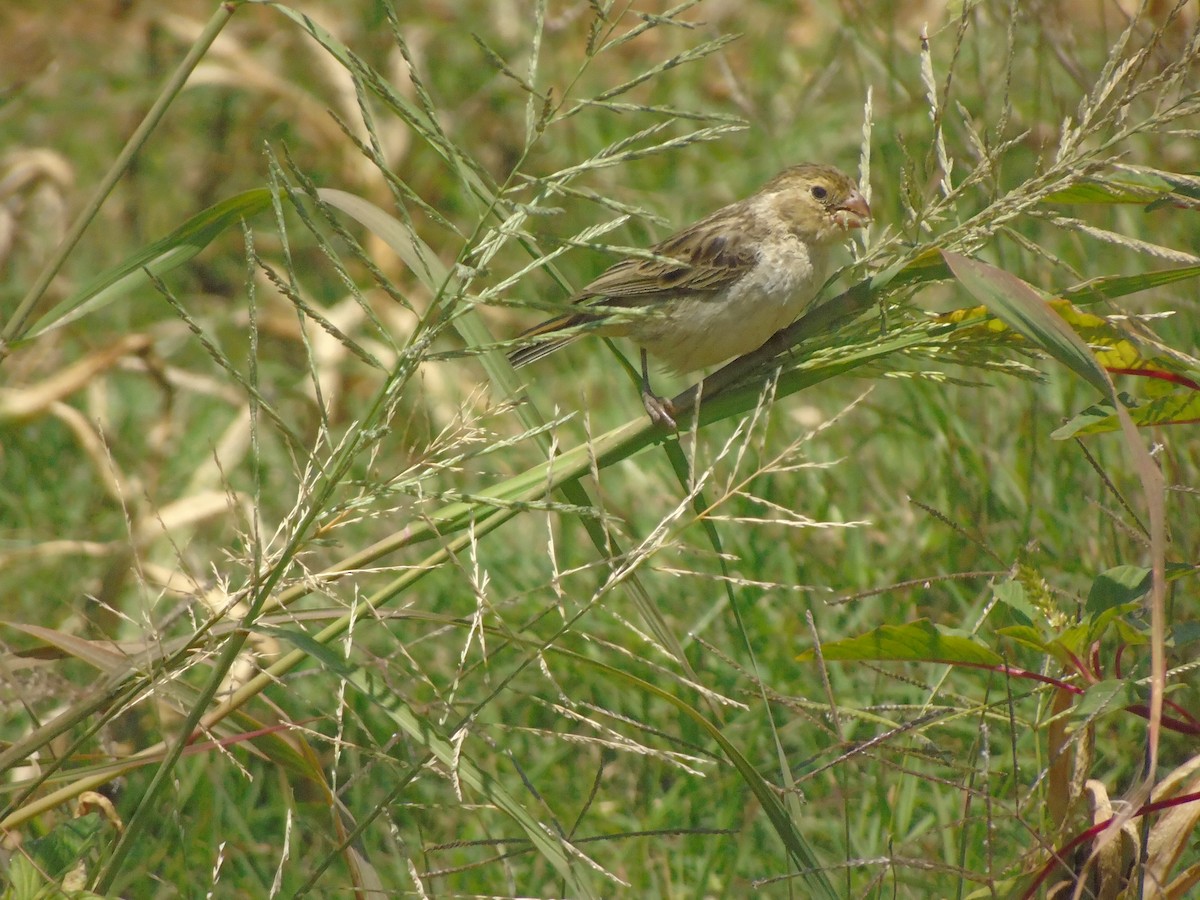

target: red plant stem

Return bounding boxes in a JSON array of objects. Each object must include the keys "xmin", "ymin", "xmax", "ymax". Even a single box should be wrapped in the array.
[
  {"xmin": 1061, "ymin": 647, "xmax": 1096, "ymax": 683},
  {"xmin": 1106, "ymin": 367, "xmax": 1200, "ymax": 391},
  {"xmin": 1021, "ymin": 790, "xmax": 1200, "ymax": 899},
  {"xmin": 985, "ymin": 664, "xmax": 1083, "ymax": 691},
  {"xmin": 970, "ymin": 665, "xmax": 1196, "ymax": 735},
  {"xmin": 1125, "ymin": 705, "xmax": 1200, "ymax": 736}
]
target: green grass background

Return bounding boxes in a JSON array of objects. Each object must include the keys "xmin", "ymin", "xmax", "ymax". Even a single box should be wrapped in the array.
[{"xmin": 1, "ymin": 0, "xmax": 1198, "ymax": 896}]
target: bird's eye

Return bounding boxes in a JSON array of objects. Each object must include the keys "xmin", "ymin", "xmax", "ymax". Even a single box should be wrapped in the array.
[{"xmin": 810, "ymin": 184, "xmax": 828, "ymax": 200}]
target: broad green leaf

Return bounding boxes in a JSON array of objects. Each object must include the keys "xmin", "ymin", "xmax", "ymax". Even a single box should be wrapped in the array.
[
  {"xmin": 941, "ymin": 251, "xmax": 1112, "ymax": 398},
  {"xmin": 1087, "ymin": 563, "xmax": 1195, "ymax": 610},
  {"xmin": 22, "ymin": 812, "xmax": 110, "ymax": 888},
  {"xmin": 1087, "ymin": 565, "xmax": 1152, "ymax": 613},
  {"xmin": 1173, "ymin": 622, "xmax": 1200, "ymax": 646},
  {"xmin": 993, "ymin": 579, "xmax": 1036, "ymax": 624},
  {"xmin": 1058, "ymin": 304, "xmax": 1200, "ymax": 388},
  {"xmin": 1112, "ymin": 617, "xmax": 1150, "ymax": 647},
  {"xmin": 799, "ymin": 619, "xmax": 1003, "ymax": 667},
  {"xmin": 23, "ymin": 189, "xmax": 277, "ymax": 340},
  {"xmin": 1069, "ymin": 679, "xmax": 1140, "ymax": 730},
  {"xmin": 1053, "ymin": 400, "xmax": 1122, "ymax": 438},
  {"xmin": 1055, "ymin": 605, "xmax": 1133, "ymax": 654},
  {"xmin": 6, "ymin": 854, "xmax": 48, "ymax": 898},
  {"xmin": 1053, "ymin": 391, "xmax": 1200, "ymax": 437},
  {"xmin": 994, "ymin": 625, "xmax": 1051, "ymax": 655}
]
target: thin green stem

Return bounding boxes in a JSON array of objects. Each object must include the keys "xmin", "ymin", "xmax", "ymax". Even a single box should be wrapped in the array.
[{"xmin": 0, "ymin": 2, "xmax": 241, "ymax": 358}]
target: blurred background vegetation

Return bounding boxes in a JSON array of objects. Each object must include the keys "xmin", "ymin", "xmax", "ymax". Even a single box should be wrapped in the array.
[{"xmin": 1, "ymin": 0, "xmax": 1198, "ymax": 896}]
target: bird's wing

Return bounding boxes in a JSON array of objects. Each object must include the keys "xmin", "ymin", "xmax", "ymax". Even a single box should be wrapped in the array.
[
  {"xmin": 508, "ymin": 206, "xmax": 759, "ymax": 367},
  {"xmin": 577, "ymin": 213, "xmax": 759, "ymax": 304}
]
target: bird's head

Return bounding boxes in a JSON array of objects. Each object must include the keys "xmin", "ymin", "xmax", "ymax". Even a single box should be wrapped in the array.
[{"xmin": 764, "ymin": 163, "xmax": 871, "ymax": 245}]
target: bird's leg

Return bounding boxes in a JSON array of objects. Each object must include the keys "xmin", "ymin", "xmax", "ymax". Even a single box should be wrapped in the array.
[{"xmin": 639, "ymin": 348, "xmax": 677, "ymax": 430}]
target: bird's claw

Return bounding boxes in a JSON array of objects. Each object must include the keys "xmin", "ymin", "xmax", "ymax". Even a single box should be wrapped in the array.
[{"xmin": 641, "ymin": 389, "xmax": 678, "ymax": 430}]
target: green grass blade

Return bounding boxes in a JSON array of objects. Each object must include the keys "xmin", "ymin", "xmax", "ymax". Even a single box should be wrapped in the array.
[
  {"xmin": 941, "ymin": 250, "xmax": 1112, "ymax": 398},
  {"xmin": 316, "ymin": 188, "xmax": 448, "ymax": 293},
  {"xmin": 2, "ymin": 2, "xmax": 239, "ymax": 351},
  {"xmin": 348, "ymin": 666, "xmax": 605, "ymax": 898},
  {"xmin": 574, "ymin": 653, "xmax": 839, "ymax": 899},
  {"xmin": 21, "ymin": 189, "xmax": 278, "ymax": 340},
  {"xmin": 1060, "ymin": 264, "xmax": 1200, "ymax": 305}
]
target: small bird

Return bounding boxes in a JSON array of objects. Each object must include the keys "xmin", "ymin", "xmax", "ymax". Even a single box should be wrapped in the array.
[{"xmin": 509, "ymin": 163, "xmax": 871, "ymax": 428}]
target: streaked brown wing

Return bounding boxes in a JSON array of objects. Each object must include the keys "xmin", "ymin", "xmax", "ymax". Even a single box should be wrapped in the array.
[
  {"xmin": 508, "ymin": 204, "xmax": 759, "ymax": 368},
  {"xmin": 576, "ymin": 212, "xmax": 759, "ymax": 304}
]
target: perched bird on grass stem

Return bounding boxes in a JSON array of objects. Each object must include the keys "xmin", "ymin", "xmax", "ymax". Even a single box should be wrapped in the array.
[{"xmin": 509, "ymin": 163, "xmax": 870, "ymax": 429}]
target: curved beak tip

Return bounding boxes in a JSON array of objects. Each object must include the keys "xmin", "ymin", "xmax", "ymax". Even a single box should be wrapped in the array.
[{"xmin": 840, "ymin": 190, "xmax": 871, "ymax": 228}]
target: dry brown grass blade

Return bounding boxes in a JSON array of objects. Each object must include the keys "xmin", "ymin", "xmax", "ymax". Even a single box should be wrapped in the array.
[{"xmin": 0, "ymin": 334, "xmax": 150, "ymax": 422}]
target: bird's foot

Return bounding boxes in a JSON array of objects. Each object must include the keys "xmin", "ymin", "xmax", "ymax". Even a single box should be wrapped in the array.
[
  {"xmin": 638, "ymin": 348, "xmax": 678, "ymax": 430},
  {"xmin": 641, "ymin": 389, "xmax": 678, "ymax": 430}
]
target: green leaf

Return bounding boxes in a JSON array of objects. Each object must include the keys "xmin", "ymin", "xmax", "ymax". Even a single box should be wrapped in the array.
[
  {"xmin": 941, "ymin": 251, "xmax": 1112, "ymax": 398},
  {"xmin": 316, "ymin": 188, "xmax": 449, "ymax": 295},
  {"xmin": 6, "ymin": 855, "xmax": 48, "ymax": 898},
  {"xmin": 800, "ymin": 619, "xmax": 1003, "ymax": 667},
  {"xmin": 1061, "ymin": 264, "xmax": 1200, "ymax": 306},
  {"xmin": 24, "ymin": 812, "xmax": 109, "ymax": 883},
  {"xmin": 994, "ymin": 625, "xmax": 1051, "ymax": 655},
  {"xmin": 1087, "ymin": 565, "xmax": 1152, "ymax": 613},
  {"xmin": 1042, "ymin": 170, "xmax": 1173, "ymax": 204},
  {"xmin": 1172, "ymin": 621, "xmax": 1200, "ymax": 647},
  {"xmin": 1051, "ymin": 400, "xmax": 1122, "ymax": 438},
  {"xmin": 1052, "ymin": 390, "xmax": 1200, "ymax": 438},
  {"xmin": 1112, "ymin": 617, "xmax": 1149, "ymax": 647},
  {"xmin": 1055, "ymin": 604, "xmax": 1132, "ymax": 654},
  {"xmin": 1069, "ymin": 679, "xmax": 1140, "ymax": 730},
  {"xmin": 993, "ymin": 579, "xmax": 1036, "ymax": 624},
  {"xmin": 23, "ymin": 189, "xmax": 277, "ymax": 340}
]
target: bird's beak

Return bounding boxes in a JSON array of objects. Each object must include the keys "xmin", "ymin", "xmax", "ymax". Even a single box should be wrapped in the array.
[{"xmin": 834, "ymin": 190, "xmax": 871, "ymax": 230}]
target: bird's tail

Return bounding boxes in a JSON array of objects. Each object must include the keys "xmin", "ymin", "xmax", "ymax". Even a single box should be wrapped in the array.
[{"xmin": 507, "ymin": 313, "xmax": 588, "ymax": 368}]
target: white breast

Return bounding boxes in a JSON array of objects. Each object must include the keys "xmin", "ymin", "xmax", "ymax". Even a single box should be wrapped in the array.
[{"xmin": 628, "ymin": 236, "xmax": 829, "ymax": 373}]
